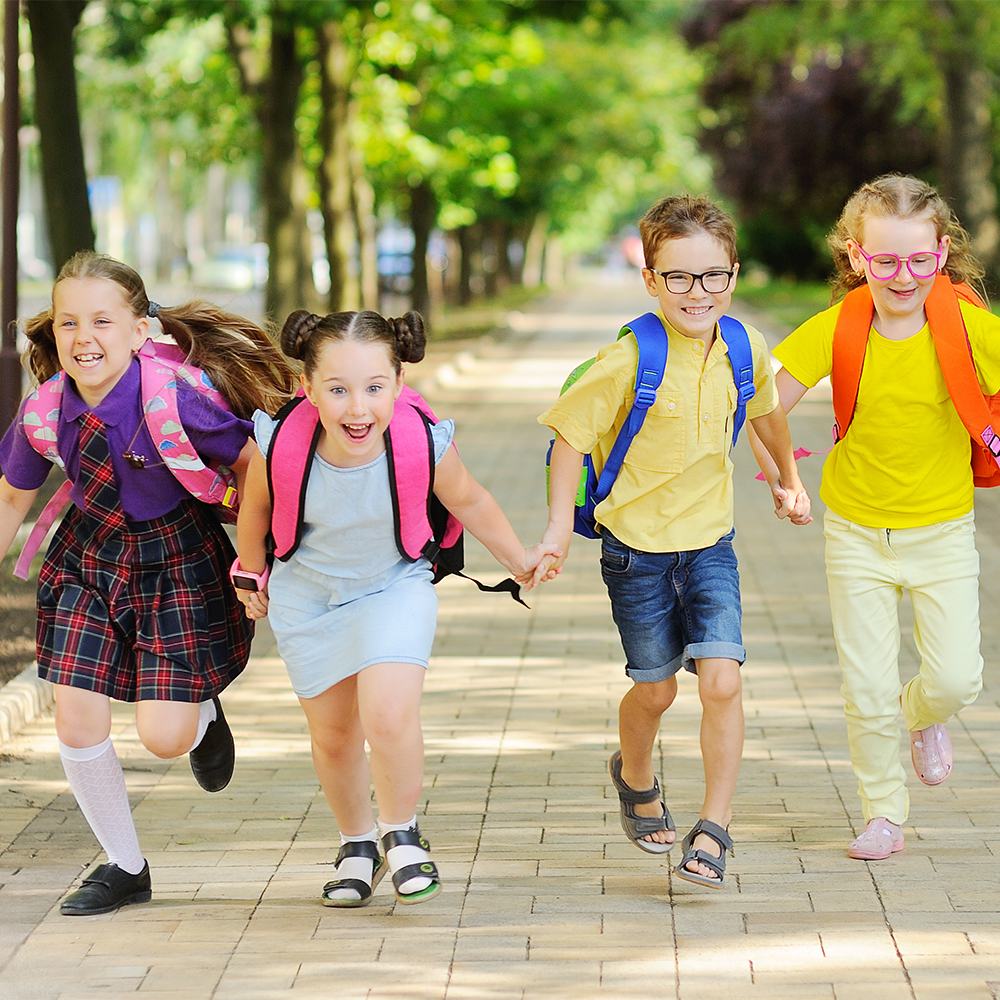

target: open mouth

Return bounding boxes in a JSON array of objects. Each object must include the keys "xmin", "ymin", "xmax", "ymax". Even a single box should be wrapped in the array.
[
  {"xmin": 682, "ymin": 305, "xmax": 714, "ymax": 316},
  {"xmin": 342, "ymin": 422, "xmax": 374, "ymax": 442},
  {"xmin": 73, "ymin": 353, "xmax": 104, "ymax": 369}
]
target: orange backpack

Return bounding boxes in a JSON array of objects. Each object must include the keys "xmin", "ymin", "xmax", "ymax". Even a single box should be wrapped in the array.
[{"xmin": 831, "ymin": 274, "xmax": 1000, "ymax": 487}]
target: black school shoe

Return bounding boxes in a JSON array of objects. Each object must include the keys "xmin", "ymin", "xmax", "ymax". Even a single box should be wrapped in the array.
[
  {"xmin": 60, "ymin": 861, "xmax": 152, "ymax": 916},
  {"xmin": 189, "ymin": 697, "xmax": 235, "ymax": 792}
]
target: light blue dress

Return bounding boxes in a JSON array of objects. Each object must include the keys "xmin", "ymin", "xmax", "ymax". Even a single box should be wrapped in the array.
[{"xmin": 254, "ymin": 410, "xmax": 455, "ymax": 699}]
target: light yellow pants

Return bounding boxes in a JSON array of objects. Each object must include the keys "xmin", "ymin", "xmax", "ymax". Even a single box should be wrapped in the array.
[{"xmin": 823, "ymin": 510, "xmax": 983, "ymax": 824}]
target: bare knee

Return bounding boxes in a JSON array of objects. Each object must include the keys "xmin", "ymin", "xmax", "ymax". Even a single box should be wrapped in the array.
[
  {"xmin": 697, "ymin": 660, "xmax": 742, "ymax": 707},
  {"xmin": 628, "ymin": 676, "xmax": 679, "ymax": 716}
]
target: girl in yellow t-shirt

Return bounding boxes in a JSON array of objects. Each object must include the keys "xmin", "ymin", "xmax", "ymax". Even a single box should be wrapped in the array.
[{"xmin": 754, "ymin": 174, "xmax": 1000, "ymax": 861}]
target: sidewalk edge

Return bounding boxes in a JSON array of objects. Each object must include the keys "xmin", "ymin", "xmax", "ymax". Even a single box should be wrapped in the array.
[{"xmin": 0, "ymin": 663, "xmax": 53, "ymax": 747}]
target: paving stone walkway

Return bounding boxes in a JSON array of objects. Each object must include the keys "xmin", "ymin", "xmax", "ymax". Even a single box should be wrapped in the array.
[{"xmin": 2, "ymin": 269, "xmax": 1000, "ymax": 999}]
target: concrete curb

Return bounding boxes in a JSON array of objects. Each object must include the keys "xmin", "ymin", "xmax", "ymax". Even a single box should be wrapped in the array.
[{"xmin": 0, "ymin": 663, "xmax": 53, "ymax": 747}]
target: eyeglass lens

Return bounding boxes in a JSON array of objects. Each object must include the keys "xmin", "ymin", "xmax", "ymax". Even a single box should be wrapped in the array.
[
  {"xmin": 868, "ymin": 253, "xmax": 939, "ymax": 278},
  {"xmin": 663, "ymin": 270, "xmax": 732, "ymax": 294}
]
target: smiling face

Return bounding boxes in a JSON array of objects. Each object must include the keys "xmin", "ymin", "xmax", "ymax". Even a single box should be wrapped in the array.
[
  {"xmin": 52, "ymin": 277, "xmax": 148, "ymax": 408},
  {"xmin": 302, "ymin": 337, "xmax": 403, "ymax": 467},
  {"xmin": 847, "ymin": 214, "xmax": 950, "ymax": 332},
  {"xmin": 642, "ymin": 232, "xmax": 737, "ymax": 343}
]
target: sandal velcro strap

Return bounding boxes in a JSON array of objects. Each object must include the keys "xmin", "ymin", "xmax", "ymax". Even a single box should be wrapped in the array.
[
  {"xmin": 681, "ymin": 818, "xmax": 732, "ymax": 855},
  {"xmin": 323, "ymin": 877, "xmax": 373, "ymax": 899},
  {"xmin": 381, "ymin": 827, "xmax": 430, "ymax": 852},
  {"xmin": 334, "ymin": 839, "xmax": 381, "ymax": 866},
  {"xmin": 391, "ymin": 860, "xmax": 439, "ymax": 892},
  {"xmin": 680, "ymin": 850, "xmax": 725, "ymax": 880},
  {"xmin": 609, "ymin": 751, "xmax": 665, "ymax": 806}
]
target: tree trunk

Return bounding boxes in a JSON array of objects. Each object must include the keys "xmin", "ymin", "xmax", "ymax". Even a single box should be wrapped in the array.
[
  {"xmin": 522, "ymin": 212, "xmax": 549, "ymax": 287},
  {"xmin": 259, "ymin": 18, "xmax": 313, "ymax": 322},
  {"xmin": 25, "ymin": 0, "xmax": 94, "ymax": 271},
  {"xmin": 316, "ymin": 19, "xmax": 356, "ymax": 312},
  {"xmin": 409, "ymin": 179, "xmax": 436, "ymax": 322},
  {"xmin": 934, "ymin": 1, "xmax": 999, "ymax": 276},
  {"xmin": 350, "ymin": 147, "xmax": 378, "ymax": 310},
  {"xmin": 456, "ymin": 225, "xmax": 474, "ymax": 305}
]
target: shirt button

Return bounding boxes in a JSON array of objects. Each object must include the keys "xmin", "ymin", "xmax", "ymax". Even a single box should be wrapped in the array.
[
  {"xmin": 667, "ymin": 401, "xmax": 676, "ymax": 411},
  {"xmin": 702, "ymin": 414, "xmax": 709, "ymax": 422}
]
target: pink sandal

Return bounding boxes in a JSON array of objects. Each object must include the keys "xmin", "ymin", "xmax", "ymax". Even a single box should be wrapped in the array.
[
  {"xmin": 910, "ymin": 722, "xmax": 952, "ymax": 785},
  {"xmin": 848, "ymin": 818, "xmax": 904, "ymax": 860}
]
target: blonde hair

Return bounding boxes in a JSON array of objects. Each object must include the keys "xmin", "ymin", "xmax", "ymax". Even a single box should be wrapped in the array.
[
  {"xmin": 23, "ymin": 252, "xmax": 296, "ymax": 418},
  {"xmin": 828, "ymin": 174, "xmax": 986, "ymax": 303},
  {"xmin": 639, "ymin": 195, "xmax": 738, "ymax": 269}
]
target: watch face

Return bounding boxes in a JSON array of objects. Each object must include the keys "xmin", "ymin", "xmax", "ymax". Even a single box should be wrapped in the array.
[{"xmin": 232, "ymin": 574, "xmax": 259, "ymax": 592}]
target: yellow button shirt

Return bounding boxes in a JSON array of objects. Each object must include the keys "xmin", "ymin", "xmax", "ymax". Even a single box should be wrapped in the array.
[
  {"xmin": 538, "ymin": 312, "xmax": 777, "ymax": 553},
  {"xmin": 773, "ymin": 299, "xmax": 1000, "ymax": 528}
]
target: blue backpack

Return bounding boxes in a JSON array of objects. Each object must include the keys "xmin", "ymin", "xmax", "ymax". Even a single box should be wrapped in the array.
[{"xmin": 546, "ymin": 312, "xmax": 756, "ymax": 539}]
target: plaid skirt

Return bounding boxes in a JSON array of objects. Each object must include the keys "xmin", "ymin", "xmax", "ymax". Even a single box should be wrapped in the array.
[{"xmin": 36, "ymin": 499, "xmax": 252, "ymax": 703}]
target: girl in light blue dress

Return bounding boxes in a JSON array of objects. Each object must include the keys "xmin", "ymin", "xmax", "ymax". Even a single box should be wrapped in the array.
[{"xmin": 233, "ymin": 308, "xmax": 559, "ymax": 907}]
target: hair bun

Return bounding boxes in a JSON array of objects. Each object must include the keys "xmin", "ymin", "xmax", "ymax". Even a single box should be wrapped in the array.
[
  {"xmin": 281, "ymin": 310, "xmax": 324, "ymax": 360},
  {"xmin": 388, "ymin": 311, "xmax": 426, "ymax": 364}
]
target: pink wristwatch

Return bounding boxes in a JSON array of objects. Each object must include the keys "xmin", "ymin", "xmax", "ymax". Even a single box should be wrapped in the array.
[{"xmin": 230, "ymin": 558, "xmax": 270, "ymax": 592}]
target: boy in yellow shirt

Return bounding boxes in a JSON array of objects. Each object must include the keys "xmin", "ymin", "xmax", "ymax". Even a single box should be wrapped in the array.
[{"xmin": 539, "ymin": 195, "xmax": 809, "ymax": 888}]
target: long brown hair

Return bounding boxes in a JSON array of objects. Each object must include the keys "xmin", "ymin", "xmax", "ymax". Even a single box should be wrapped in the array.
[
  {"xmin": 828, "ymin": 174, "xmax": 987, "ymax": 304},
  {"xmin": 23, "ymin": 252, "xmax": 296, "ymax": 418}
]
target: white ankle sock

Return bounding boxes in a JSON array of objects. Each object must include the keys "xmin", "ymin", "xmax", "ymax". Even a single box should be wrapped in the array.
[
  {"xmin": 326, "ymin": 826, "xmax": 380, "ymax": 902},
  {"xmin": 187, "ymin": 699, "xmax": 218, "ymax": 753},
  {"xmin": 378, "ymin": 816, "xmax": 432, "ymax": 895},
  {"xmin": 59, "ymin": 738, "xmax": 145, "ymax": 876}
]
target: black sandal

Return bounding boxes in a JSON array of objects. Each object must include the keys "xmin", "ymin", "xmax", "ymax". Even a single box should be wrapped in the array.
[
  {"xmin": 380, "ymin": 824, "xmax": 441, "ymax": 905},
  {"xmin": 321, "ymin": 840, "xmax": 387, "ymax": 907},
  {"xmin": 608, "ymin": 751, "xmax": 675, "ymax": 855},
  {"xmin": 674, "ymin": 819, "xmax": 733, "ymax": 889}
]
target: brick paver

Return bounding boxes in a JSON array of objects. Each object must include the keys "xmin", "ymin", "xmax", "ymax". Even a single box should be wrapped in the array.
[{"xmin": 2, "ymin": 269, "xmax": 1000, "ymax": 999}]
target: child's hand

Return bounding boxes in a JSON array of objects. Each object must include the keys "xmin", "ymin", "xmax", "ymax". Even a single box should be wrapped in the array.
[
  {"xmin": 235, "ymin": 585, "xmax": 269, "ymax": 620},
  {"xmin": 771, "ymin": 478, "xmax": 813, "ymax": 525},
  {"xmin": 513, "ymin": 543, "xmax": 564, "ymax": 591}
]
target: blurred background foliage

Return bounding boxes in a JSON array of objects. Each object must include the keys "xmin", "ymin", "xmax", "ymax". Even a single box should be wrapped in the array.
[{"xmin": 14, "ymin": 0, "xmax": 1000, "ymax": 328}]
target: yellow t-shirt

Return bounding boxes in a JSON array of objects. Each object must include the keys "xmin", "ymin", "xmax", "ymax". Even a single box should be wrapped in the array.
[
  {"xmin": 773, "ymin": 299, "xmax": 1000, "ymax": 528},
  {"xmin": 538, "ymin": 312, "xmax": 777, "ymax": 552}
]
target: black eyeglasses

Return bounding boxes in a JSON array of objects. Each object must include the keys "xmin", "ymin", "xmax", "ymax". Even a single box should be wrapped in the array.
[{"xmin": 646, "ymin": 267, "xmax": 737, "ymax": 294}]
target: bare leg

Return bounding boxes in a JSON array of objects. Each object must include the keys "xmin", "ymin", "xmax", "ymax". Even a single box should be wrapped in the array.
[
  {"xmin": 680, "ymin": 657, "xmax": 743, "ymax": 880},
  {"xmin": 356, "ymin": 662, "xmax": 426, "ymax": 825},
  {"xmin": 617, "ymin": 675, "xmax": 678, "ymax": 846},
  {"xmin": 298, "ymin": 676, "xmax": 375, "ymax": 836}
]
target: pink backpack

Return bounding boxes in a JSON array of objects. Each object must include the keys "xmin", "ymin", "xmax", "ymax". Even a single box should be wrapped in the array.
[
  {"xmin": 267, "ymin": 384, "xmax": 524, "ymax": 602},
  {"xmin": 14, "ymin": 339, "xmax": 239, "ymax": 579}
]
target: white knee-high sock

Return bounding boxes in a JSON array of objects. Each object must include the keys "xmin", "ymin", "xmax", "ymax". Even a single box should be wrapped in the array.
[
  {"xmin": 187, "ymin": 699, "xmax": 218, "ymax": 753},
  {"xmin": 326, "ymin": 826, "xmax": 380, "ymax": 902},
  {"xmin": 378, "ymin": 816, "xmax": 432, "ymax": 895},
  {"xmin": 59, "ymin": 738, "xmax": 145, "ymax": 875}
]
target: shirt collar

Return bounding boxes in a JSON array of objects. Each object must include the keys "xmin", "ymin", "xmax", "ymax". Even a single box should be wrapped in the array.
[{"xmin": 61, "ymin": 357, "xmax": 140, "ymax": 427}]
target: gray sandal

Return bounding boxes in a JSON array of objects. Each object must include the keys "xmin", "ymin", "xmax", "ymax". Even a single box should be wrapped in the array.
[
  {"xmin": 674, "ymin": 819, "xmax": 732, "ymax": 889},
  {"xmin": 608, "ymin": 751, "xmax": 675, "ymax": 854}
]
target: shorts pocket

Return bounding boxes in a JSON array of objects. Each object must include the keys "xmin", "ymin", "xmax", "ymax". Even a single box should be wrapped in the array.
[{"xmin": 601, "ymin": 536, "xmax": 633, "ymax": 575}]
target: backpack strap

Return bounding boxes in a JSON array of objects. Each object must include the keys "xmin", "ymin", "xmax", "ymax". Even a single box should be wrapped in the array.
[
  {"xmin": 924, "ymin": 274, "xmax": 1000, "ymax": 469},
  {"xmin": 21, "ymin": 372, "xmax": 66, "ymax": 468},
  {"xmin": 267, "ymin": 393, "xmax": 322, "ymax": 561},
  {"xmin": 830, "ymin": 284, "xmax": 874, "ymax": 442},
  {"xmin": 592, "ymin": 312, "xmax": 668, "ymax": 508},
  {"xmin": 717, "ymin": 315, "xmax": 756, "ymax": 448},
  {"xmin": 136, "ymin": 343, "xmax": 238, "ymax": 509}
]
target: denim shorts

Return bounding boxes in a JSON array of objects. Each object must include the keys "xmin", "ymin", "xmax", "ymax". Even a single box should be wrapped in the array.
[{"xmin": 600, "ymin": 529, "xmax": 745, "ymax": 682}]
